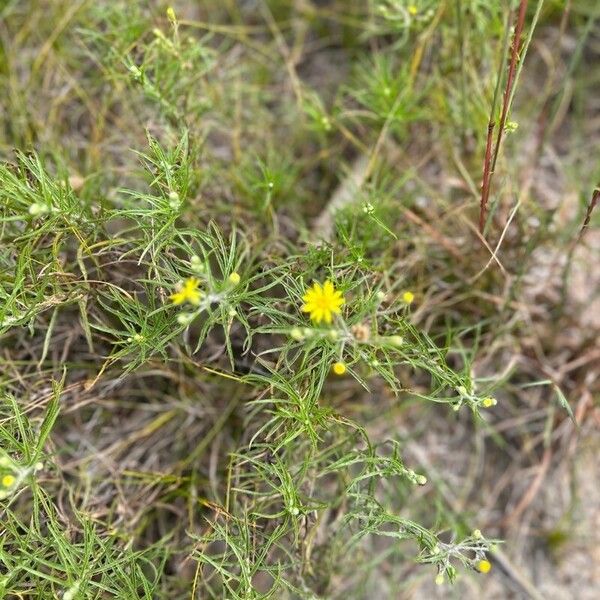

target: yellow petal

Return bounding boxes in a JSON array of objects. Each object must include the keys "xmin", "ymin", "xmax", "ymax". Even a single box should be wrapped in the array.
[
  {"xmin": 311, "ymin": 308, "xmax": 323, "ymax": 323},
  {"xmin": 170, "ymin": 291, "xmax": 185, "ymax": 305},
  {"xmin": 188, "ymin": 291, "xmax": 201, "ymax": 306}
]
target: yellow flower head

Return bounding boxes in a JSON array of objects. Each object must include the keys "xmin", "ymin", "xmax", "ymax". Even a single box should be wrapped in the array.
[
  {"xmin": 228, "ymin": 272, "xmax": 241, "ymax": 285},
  {"xmin": 408, "ymin": 5, "xmax": 418, "ymax": 15},
  {"xmin": 332, "ymin": 361, "xmax": 346, "ymax": 375},
  {"xmin": 2, "ymin": 474, "xmax": 15, "ymax": 488},
  {"xmin": 482, "ymin": 397, "xmax": 497, "ymax": 408},
  {"xmin": 166, "ymin": 6, "xmax": 177, "ymax": 23},
  {"xmin": 402, "ymin": 291, "xmax": 415, "ymax": 304},
  {"xmin": 477, "ymin": 559, "xmax": 492, "ymax": 574},
  {"xmin": 170, "ymin": 277, "xmax": 202, "ymax": 306},
  {"xmin": 301, "ymin": 280, "xmax": 345, "ymax": 324}
]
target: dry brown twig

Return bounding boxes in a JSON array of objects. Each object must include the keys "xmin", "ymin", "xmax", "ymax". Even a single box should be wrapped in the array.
[{"xmin": 479, "ymin": 0, "xmax": 529, "ymax": 234}]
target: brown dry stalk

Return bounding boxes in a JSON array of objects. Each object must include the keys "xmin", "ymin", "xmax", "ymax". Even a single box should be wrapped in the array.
[
  {"xmin": 479, "ymin": 0, "xmax": 529, "ymax": 233},
  {"xmin": 478, "ymin": 121, "xmax": 496, "ymax": 232},
  {"xmin": 577, "ymin": 187, "xmax": 599, "ymax": 242}
]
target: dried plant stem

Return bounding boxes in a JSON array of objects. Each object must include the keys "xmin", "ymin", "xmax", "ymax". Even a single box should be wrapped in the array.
[
  {"xmin": 479, "ymin": 0, "xmax": 528, "ymax": 233},
  {"xmin": 577, "ymin": 187, "xmax": 599, "ymax": 243}
]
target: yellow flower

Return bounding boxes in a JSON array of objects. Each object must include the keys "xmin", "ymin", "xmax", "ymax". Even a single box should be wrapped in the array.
[
  {"xmin": 402, "ymin": 291, "xmax": 415, "ymax": 304},
  {"xmin": 170, "ymin": 277, "xmax": 202, "ymax": 306},
  {"xmin": 228, "ymin": 272, "xmax": 241, "ymax": 285},
  {"xmin": 2, "ymin": 474, "xmax": 15, "ymax": 488},
  {"xmin": 408, "ymin": 5, "xmax": 418, "ymax": 16},
  {"xmin": 482, "ymin": 397, "xmax": 497, "ymax": 408},
  {"xmin": 332, "ymin": 361, "xmax": 346, "ymax": 375},
  {"xmin": 301, "ymin": 280, "xmax": 345, "ymax": 324},
  {"xmin": 477, "ymin": 559, "xmax": 492, "ymax": 574}
]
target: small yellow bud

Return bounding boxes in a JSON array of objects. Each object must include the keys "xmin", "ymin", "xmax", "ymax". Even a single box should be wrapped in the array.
[
  {"xmin": 388, "ymin": 335, "xmax": 404, "ymax": 347},
  {"xmin": 332, "ymin": 362, "xmax": 346, "ymax": 376},
  {"xmin": 482, "ymin": 397, "xmax": 497, "ymax": 408},
  {"xmin": 2, "ymin": 474, "xmax": 15, "ymax": 488},
  {"xmin": 477, "ymin": 559, "xmax": 492, "ymax": 574},
  {"xmin": 402, "ymin": 291, "xmax": 415, "ymax": 304},
  {"xmin": 290, "ymin": 327, "xmax": 304, "ymax": 341},
  {"xmin": 416, "ymin": 474, "xmax": 427, "ymax": 485},
  {"xmin": 473, "ymin": 529, "xmax": 482, "ymax": 539},
  {"xmin": 435, "ymin": 573, "xmax": 445, "ymax": 586},
  {"xmin": 166, "ymin": 6, "xmax": 177, "ymax": 23},
  {"xmin": 228, "ymin": 272, "xmax": 241, "ymax": 285}
]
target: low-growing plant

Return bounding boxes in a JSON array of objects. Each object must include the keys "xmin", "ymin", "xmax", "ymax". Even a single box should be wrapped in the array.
[{"xmin": 1, "ymin": 1, "xmax": 596, "ymax": 598}]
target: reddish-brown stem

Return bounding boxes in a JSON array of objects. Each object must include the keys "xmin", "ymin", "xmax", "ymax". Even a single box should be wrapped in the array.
[
  {"xmin": 491, "ymin": 0, "xmax": 529, "ymax": 175},
  {"xmin": 578, "ymin": 187, "xmax": 599, "ymax": 242},
  {"xmin": 479, "ymin": 121, "xmax": 495, "ymax": 233},
  {"xmin": 479, "ymin": 0, "xmax": 529, "ymax": 233}
]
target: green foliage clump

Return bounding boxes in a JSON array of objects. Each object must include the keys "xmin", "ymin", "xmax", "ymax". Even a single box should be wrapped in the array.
[{"xmin": 1, "ymin": 1, "xmax": 596, "ymax": 598}]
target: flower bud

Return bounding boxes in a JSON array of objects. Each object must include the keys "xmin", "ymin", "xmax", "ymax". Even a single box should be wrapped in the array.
[
  {"xmin": 388, "ymin": 335, "xmax": 403, "ymax": 347},
  {"xmin": 166, "ymin": 6, "xmax": 177, "ymax": 23},
  {"xmin": 332, "ymin": 362, "xmax": 346, "ymax": 375},
  {"xmin": 482, "ymin": 397, "xmax": 497, "ymax": 408},
  {"xmin": 177, "ymin": 313, "xmax": 194, "ymax": 326}
]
